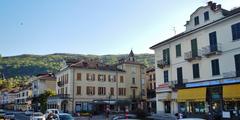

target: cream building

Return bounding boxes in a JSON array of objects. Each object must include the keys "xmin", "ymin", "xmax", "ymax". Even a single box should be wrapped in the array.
[
  {"xmin": 145, "ymin": 67, "xmax": 156, "ymax": 113},
  {"xmin": 14, "ymin": 86, "xmax": 32, "ymax": 111},
  {"xmin": 150, "ymin": 1, "xmax": 240, "ymax": 119},
  {"xmin": 47, "ymin": 50, "xmax": 146, "ymax": 113},
  {"xmin": 30, "ymin": 73, "xmax": 56, "ymax": 97}
]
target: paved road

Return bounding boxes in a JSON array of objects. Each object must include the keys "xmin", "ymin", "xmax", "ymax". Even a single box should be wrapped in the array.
[{"xmin": 14, "ymin": 112, "xmax": 30, "ymax": 120}]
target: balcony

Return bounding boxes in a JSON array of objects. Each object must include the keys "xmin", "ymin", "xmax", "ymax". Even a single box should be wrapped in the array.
[
  {"xmin": 57, "ymin": 81, "xmax": 64, "ymax": 87},
  {"xmin": 48, "ymin": 94, "xmax": 71, "ymax": 99},
  {"xmin": 202, "ymin": 44, "xmax": 222, "ymax": 57},
  {"xmin": 157, "ymin": 59, "xmax": 170, "ymax": 69},
  {"xmin": 184, "ymin": 50, "xmax": 202, "ymax": 61},
  {"xmin": 223, "ymin": 71, "xmax": 240, "ymax": 78}
]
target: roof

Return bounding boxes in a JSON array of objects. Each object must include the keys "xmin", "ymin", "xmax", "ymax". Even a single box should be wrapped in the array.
[
  {"xmin": 150, "ymin": 6, "xmax": 240, "ymax": 50},
  {"xmin": 146, "ymin": 67, "xmax": 155, "ymax": 73},
  {"xmin": 68, "ymin": 59, "xmax": 125, "ymax": 72},
  {"xmin": 36, "ymin": 73, "xmax": 56, "ymax": 80}
]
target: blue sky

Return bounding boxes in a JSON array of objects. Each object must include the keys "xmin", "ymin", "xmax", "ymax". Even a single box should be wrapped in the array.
[{"xmin": 0, "ymin": 0, "xmax": 239, "ymax": 56}]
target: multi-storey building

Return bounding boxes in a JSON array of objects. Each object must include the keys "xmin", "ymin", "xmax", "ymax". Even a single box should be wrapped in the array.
[
  {"xmin": 151, "ymin": 1, "xmax": 240, "ymax": 119},
  {"xmin": 47, "ymin": 50, "xmax": 146, "ymax": 113},
  {"xmin": 14, "ymin": 86, "xmax": 32, "ymax": 111},
  {"xmin": 145, "ymin": 67, "xmax": 156, "ymax": 113},
  {"xmin": 30, "ymin": 73, "xmax": 56, "ymax": 111},
  {"xmin": 0, "ymin": 89, "xmax": 18, "ymax": 110},
  {"xmin": 30, "ymin": 73, "xmax": 56, "ymax": 97}
]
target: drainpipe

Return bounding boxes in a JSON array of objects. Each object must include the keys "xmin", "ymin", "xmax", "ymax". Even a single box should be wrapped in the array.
[{"xmin": 72, "ymin": 68, "xmax": 75, "ymax": 113}]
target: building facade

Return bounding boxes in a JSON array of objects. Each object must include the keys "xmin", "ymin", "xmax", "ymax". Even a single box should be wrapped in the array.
[
  {"xmin": 145, "ymin": 67, "xmax": 156, "ymax": 113},
  {"xmin": 47, "ymin": 50, "xmax": 146, "ymax": 113},
  {"xmin": 30, "ymin": 73, "xmax": 56, "ymax": 97},
  {"xmin": 14, "ymin": 86, "xmax": 32, "ymax": 111},
  {"xmin": 151, "ymin": 1, "xmax": 240, "ymax": 119}
]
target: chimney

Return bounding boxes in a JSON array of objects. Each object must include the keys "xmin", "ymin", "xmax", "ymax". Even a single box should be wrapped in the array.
[
  {"xmin": 211, "ymin": 3, "xmax": 217, "ymax": 11},
  {"xmin": 207, "ymin": 1, "xmax": 213, "ymax": 6},
  {"xmin": 217, "ymin": 4, "xmax": 221, "ymax": 10}
]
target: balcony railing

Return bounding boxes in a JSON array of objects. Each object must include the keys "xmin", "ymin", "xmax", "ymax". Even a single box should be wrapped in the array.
[
  {"xmin": 157, "ymin": 59, "xmax": 170, "ymax": 69},
  {"xmin": 223, "ymin": 71, "xmax": 240, "ymax": 78},
  {"xmin": 184, "ymin": 50, "xmax": 202, "ymax": 61},
  {"xmin": 202, "ymin": 43, "xmax": 222, "ymax": 57},
  {"xmin": 57, "ymin": 81, "xmax": 64, "ymax": 87},
  {"xmin": 48, "ymin": 94, "xmax": 71, "ymax": 99}
]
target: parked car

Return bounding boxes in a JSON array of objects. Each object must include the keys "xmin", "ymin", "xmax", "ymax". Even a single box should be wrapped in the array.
[
  {"xmin": 25, "ymin": 109, "xmax": 34, "ymax": 116},
  {"xmin": 179, "ymin": 118, "xmax": 206, "ymax": 120},
  {"xmin": 4, "ymin": 112, "xmax": 15, "ymax": 120},
  {"xmin": 30, "ymin": 112, "xmax": 45, "ymax": 120},
  {"xmin": 45, "ymin": 109, "xmax": 59, "ymax": 119},
  {"xmin": 112, "ymin": 114, "xmax": 140, "ymax": 120},
  {"xmin": 0, "ymin": 109, "xmax": 5, "ymax": 118},
  {"xmin": 58, "ymin": 113, "xmax": 74, "ymax": 120}
]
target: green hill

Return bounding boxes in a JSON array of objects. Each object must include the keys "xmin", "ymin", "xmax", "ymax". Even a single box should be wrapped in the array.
[{"xmin": 0, "ymin": 53, "xmax": 155, "ymax": 80}]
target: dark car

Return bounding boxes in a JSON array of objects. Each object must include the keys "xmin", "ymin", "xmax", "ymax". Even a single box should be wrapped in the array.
[
  {"xmin": 4, "ymin": 112, "xmax": 15, "ymax": 120},
  {"xmin": 58, "ymin": 113, "xmax": 74, "ymax": 120}
]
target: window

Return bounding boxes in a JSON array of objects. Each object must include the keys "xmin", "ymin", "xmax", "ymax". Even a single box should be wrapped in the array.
[
  {"xmin": 154, "ymin": 83, "xmax": 156, "ymax": 89},
  {"xmin": 110, "ymin": 87, "xmax": 114, "ymax": 95},
  {"xmin": 153, "ymin": 74, "xmax": 156, "ymax": 81},
  {"xmin": 211, "ymin": 59, "xmax": 220, "ymax": 76},
  {"xmin": 204, "ymin": 11, "xmax": 209, "ymax": 21},
  {"xmin": 191, "ymin": 39, "xmax": 198, "ymax": 57},
  {"xmin": 65, "ymin": 87, "xmax": 68, "ymax": 94},
  {"xmin": 235, "ymin": 54, "xmax": 240, "ymax": 77},
  {"xmin": 149, "ymin": 75, "xmax": 152, "ymax": 81},
  {"xmin": 209, "ymin": 31, "xmax": 218, "ymax": 52},
  {"xmin": 231, "ymin": 22, "xmax": 240, "ymax": 40},
  {"xmin": 86, "ymin": 73, "xmax": 95, "ymax": 81},
  {"xmin": 98, "ymin": 87, "xmax": 106, "ymax": 95},
  {"xmin": 150, "ymin": 84, "xmax": 152, "ymax": 90},
  {"xmin": 163, "ymin": 48, "xmax": 170, "ymax": 63},
  {"xmin": 193, "ymin": 64, "xmax": 200, "ymax": 78},
  {"xmin": 86, "ymin": 86, "xmax": 95, "ymax": 95},
  {"xmin": 194, "ymin": 16, "xmax": 199, "ymax": 25},
  {"xmin": 176, "ymin": 44, "xmax": 182, "ymax": 57},
  {"xmin": 164, "ymin": 70, "xmax": 169, "ymax": 83},
  {"xmin": 98, "ymin": 74, "xmax": 106, "ymax": 81},
  {"xmin": 118, "ymin": 88, "xmax": 126, "ymax": 96},
  {"xmin": 132, "ymin": 77, "xmax": 135, "ymax": 84},
  {"xmin": 177, "ymin": 67, "xmax": 183, "ymax": 84},
  {"xmin": 77, "ymin": 73, "xmax": 81, "ymax": 80},
  {"xmin": 108, "ymin": 75, "xmax": 116, "ymax": 82},
  {"xmin": 77, "ymin": 86, "xmax": 81, "ymax": 95},
  {"xmin": 120, "ymin": 76, "xmax": 124, "ymax": 83}
]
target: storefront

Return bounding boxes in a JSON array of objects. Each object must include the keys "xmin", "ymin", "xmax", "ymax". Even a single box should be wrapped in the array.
[
  {"xmin": 178, "ymin": 78, "xmax": 240, "ymax": 119},
  {"xmin": 177, "ymin": 87, "xmax": 207, "ymax": 118}
]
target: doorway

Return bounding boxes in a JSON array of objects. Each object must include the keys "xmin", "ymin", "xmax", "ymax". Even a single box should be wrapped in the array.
[{"xmin": 164, "ymin": 101, "xmax": 171, "ymax": 113}]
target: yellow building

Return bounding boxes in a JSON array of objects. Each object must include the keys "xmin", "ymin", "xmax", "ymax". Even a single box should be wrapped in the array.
[{"xmin": 47, "ymin": 50, "xmax": 146, "ymax": 113}]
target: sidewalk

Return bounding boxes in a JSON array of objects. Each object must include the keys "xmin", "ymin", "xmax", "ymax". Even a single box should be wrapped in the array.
[{"xmin": 74, "ymin": 114, "xmax": 113, "ymax": 120}]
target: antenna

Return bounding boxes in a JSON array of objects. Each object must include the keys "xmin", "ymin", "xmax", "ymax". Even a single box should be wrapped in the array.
[{"xmin": 173, "ymin": 27, "xmax": 176, "ymax": 35}]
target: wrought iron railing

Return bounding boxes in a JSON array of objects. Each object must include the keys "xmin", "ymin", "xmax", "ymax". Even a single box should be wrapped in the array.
[
  {"xmin": 202, "ymin": 43, "xmax": 222, "ymax": 56},
  {"xmin": 184, "ymin": 50, "xmax": 202, "ymax": 61},
  {"xmin": 157, "ymin": 59, "xmax": 170, "ymax": 69}
]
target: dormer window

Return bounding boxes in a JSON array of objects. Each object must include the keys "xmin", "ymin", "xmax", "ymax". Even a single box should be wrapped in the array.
[
  {"xmin": 204, "ymin": 11, "xmax": 209, "ymax": 21},
  {"xmin": 194, "ymin": 16, "xmax": 199, "ymax": 25}
]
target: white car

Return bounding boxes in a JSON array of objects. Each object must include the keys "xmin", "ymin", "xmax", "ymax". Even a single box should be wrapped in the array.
[
  {"xmin": 45, "ymin": 109, "xmax": 59, "ymax": 119},
  {"xmin": 30, "ymin": 112, "xmax": 45, "ymax": 120},
  {"xmin": 25, "ymin": 110, "xmax": 34, "ymax": 116}
]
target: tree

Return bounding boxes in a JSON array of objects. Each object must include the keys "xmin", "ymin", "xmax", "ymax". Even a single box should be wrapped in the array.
[
  {"xmin": 144, "ymin": 58, "xmax": 149, "ymax": 67},
  {"xmin": 38, "ymin": 90, "xmax": 56, "ymax": 113}
]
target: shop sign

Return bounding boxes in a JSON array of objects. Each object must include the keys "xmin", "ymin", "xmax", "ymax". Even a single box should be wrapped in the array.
[
  {"xmin": 222, "ymin": 111, "xmax": 231, "ymax": 118},
  {"xmin": 186, "ymin": 78, "xmax": 240, "ymax": 88},
  {"xmin": 156, "ymin": 83, "xmax": 171, "ymax": 92}
]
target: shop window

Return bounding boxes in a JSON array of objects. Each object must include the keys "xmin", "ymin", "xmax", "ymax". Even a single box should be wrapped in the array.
[
  {"xmin": 189, "ymin": 102, "xmax": 205, "ymax": 113},
  {"xmin": 178, "ymin": 102, "xmax": 187, "ymax": 113}
]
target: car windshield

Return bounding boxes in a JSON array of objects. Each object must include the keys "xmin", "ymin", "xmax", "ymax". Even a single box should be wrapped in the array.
[
  {"xmin": 59, "ymin": 114, "xmax": 74, "ymax": 120},
  {"xmin": 33, "ymin": 113, "xmax": 43, "ymax": 116},
  {"xmin": 5, "ymin": 113, "xmax": 13, "ymax": 115}
]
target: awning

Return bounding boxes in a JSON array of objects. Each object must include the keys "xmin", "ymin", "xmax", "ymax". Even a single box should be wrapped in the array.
[
  {"xmin": 177, "ymin": 87, "xmax": 206, "ymax": 102},
  {"xmin": 158, "ymin": 93, "xmax": 171, "ymax": 101},
  {"xmin": 223, "ymin": 84, "xmax": 240, "ymax": 101}
]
